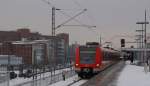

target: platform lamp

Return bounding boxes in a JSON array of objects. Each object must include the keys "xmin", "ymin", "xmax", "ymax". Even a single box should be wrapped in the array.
[{"xmin": 136, "ymin": 21, "xmax": 149, "ymax": 64}]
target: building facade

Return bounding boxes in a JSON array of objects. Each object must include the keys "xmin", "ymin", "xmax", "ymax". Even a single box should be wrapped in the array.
[
  {"xmin": 68, "ymin": 43, "xmax": 78, "ymax": 64},
  {"xmin": 0, "ymin": 28, "xmax": 69, "ymax": 66},
  {"xmin": 0, "ymin": 28, "xmax": 41, "ymax": 42},
  {"xmin": 0, "ymin": 41, "xmax": 47, "ymax": 65},
  {"xmin": 57, "ymin": 33, "xmax": 69, "ymax": 65},
  {"xmin": 12, "ymin": 41, "xmax": 47, "ymax": 65}
]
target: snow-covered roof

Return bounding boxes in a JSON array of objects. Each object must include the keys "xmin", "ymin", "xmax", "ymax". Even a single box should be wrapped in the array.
[{"xmin": 12, "ymin": 41, "xmax": 37, "ymax": 45}]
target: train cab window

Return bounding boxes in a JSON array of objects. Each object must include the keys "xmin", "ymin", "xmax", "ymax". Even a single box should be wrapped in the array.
[{"xmin": 79, "ymin": 47, "xmax": 96, "ymax": 64}]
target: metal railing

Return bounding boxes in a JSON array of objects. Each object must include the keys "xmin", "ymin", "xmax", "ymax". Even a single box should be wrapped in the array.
[{"xmin": 13, "ymin": 70, "xmax": 75, "ymax": 86}]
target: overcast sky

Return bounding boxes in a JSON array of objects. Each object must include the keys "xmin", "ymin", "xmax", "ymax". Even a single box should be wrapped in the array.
[{"xmin": 0, "ymin": 0, "xmax": 150, "ymax": 48}]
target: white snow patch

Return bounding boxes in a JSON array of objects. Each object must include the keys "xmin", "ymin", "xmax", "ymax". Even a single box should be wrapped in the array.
[
  {"xmin": 49, "ymin": 75, "xmax": 87, "ymax": 86},
  {"xmin": 49, "ymin": 75, "xmax": 78, "ymax": 86},
  {"xmin": 71, "ymin": 80, "xmax": 87, "ymax": 86},
  {"xmin": 0, "ymin": 67, "xmax": 73, "ymax": 86},
  {"xmin": 117, "ymin": 62, "xmax": 150, "ymax": 86}
]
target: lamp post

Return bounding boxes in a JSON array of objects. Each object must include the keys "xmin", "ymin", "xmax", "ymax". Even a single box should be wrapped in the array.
[
  {"xmin": 136, "ymin": 22, "xmax": 149, "ymax": 48},
  {"xmin": 136, "ymin": 10, "xmax": 149, "ymax": 64},
  {"xmin": 51, "ymin": 7, "xmax": 59, "ymax": 77},
  {"xmin": 136, "ymin": 30, "xmax": 144, "ymax": 48},
  {"xmin": 136, "ymin": 22, "xmax": 148, "ymax": 63}
]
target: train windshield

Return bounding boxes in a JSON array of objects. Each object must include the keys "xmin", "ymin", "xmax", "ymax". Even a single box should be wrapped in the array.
[{"xmin": 79, "ymin": 47, "xmax": 96, "ymax": 64}]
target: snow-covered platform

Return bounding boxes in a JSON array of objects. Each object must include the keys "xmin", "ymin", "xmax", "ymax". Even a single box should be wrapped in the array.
[
  {"xmin": 117, "ymin": 61, "xmax": 150, "ymax": 86},
  {"xmin": 81, "ymin": 61, "xmax": 150, "ymax": 86}
]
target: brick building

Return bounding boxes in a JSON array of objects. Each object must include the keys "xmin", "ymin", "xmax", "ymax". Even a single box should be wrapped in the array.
[
  {"xmin": 0, "ymin": 42, "xmax": 13, "ymax": 55},
  {"xmin": 12, "ymin": 41, "xmax": 47, "ymax": 65},
  {"xmin": 0, "ymin": 28, "xmax": 69, "ymax": 66},
  {"xmin": 0, "ymin": 41, "xmax": 47, "ymax": 65},
  {"xmin": 0, "ymin": 31, "xmax": 20, "ymax": 42},
  {"xmin": 0, "ymin": 28, "xmax": 41, "ymax": 42}
]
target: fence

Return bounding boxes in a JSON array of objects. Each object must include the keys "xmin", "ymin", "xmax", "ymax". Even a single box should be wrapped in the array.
[
  {"xmin": 0, "ymin": 64, "xmax": 76, "ymax": 86},
  {"xmin": 14, "ymin": 69, "xmax": 75, "ymax": 86},
  {"xmin": 0, "ymin": 66, "xmax": 8, "ymax": 86}
]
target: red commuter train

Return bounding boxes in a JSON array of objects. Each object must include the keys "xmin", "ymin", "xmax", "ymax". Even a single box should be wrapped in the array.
[{"xmin": 74, "ymin": 42, "xmax": 120, "ymax": 78}]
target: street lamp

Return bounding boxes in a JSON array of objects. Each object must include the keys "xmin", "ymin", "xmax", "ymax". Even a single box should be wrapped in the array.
[
  {"xmin": 136, "ymin": 21, "xmax": 149, "ymax": 46},
  {"xmin": 136, "ymin": 19, "xmax": 149, "ymax": 64}
]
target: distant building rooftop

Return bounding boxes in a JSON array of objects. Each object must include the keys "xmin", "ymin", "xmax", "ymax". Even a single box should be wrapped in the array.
[{"xmin": 12, "ymin": 41, "xmax": 37, "ymax": 45}]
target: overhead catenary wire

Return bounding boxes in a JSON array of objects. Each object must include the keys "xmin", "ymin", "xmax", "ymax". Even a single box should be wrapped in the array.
[
  {"xmin": 58, "ymin": 10, "xmax": 96, "ymax": 28},
  {"xmin": 71, "ymin": 0, "xmax": 83, "ymax": 8},
  {"xmin": 70, "ymin": 0, "xmax": 98, "ymax": 40},
  {"xmin": 71, "ymin": 0, "xmax": 96, "ymax": 26},
  {"xmin": 58, "ymin": 10, "xmax": 85, "ymax": 25},
  {"xmin": 41, "ymin": 0, "xmax": 98, "ymax": 42},
  {"xmin": 41, "ymin": 0, "xmax": 95, "ymax": 29},
  {"xmin": 55, "ymin": 9, "xmax": 87, "ymax": 29},
  {"xmin": 42, "ymin": 0, "xmax": 83, "ymax": 10},
  {"xmin": 70, "ymin": 0, "xmax": 98, "ymax": 29},
  {"xmin": 71, "ymin": 0, "xmax": 100, "ymax": 42},
  {"xmin": 43, "ymin": 0, "xmax": 95, "ymax": 26},
  {"xmin": 42, "ymin": 0, "xmax": 54, "ymax": 7}
]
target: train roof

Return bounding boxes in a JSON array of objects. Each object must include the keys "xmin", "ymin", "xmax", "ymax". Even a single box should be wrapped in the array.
[
  {"xmin": 101, "ymin": 47, "xmax": 120, "ymax": 53},
  {"xmin": 78, "ymin": 46, "xmax": 120, "ymax": 53}
]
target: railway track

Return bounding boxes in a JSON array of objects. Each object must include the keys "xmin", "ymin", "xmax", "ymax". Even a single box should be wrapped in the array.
[
  {"xmin": 81, "ymin": 61, "xmax": 125, "ymax": 86},
  {"xmin": 67, "ymin": 61, "xmax": 119, "ymax": 86},
  {"xmin": 99, "ymin": 61, "xmax": 118, "ymax": 73}
]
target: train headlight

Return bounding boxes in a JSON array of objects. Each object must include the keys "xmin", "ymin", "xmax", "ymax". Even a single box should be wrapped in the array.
[
  {"xmin": 96, "ymin": 64, "xmax": 100, "ymax": 67},
  {"xmin": 75, "ymin": 64, "xmax": 79, "ymax": 66}
]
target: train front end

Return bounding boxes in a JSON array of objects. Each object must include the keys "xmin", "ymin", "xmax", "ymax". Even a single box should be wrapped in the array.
[{"xmin": 75, "ymin": 44, "xmax": 102, "ymax": 78}]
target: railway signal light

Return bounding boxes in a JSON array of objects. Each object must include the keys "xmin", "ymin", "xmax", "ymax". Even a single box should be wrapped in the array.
[{"xmin": 121, "ymin": 39, "xmax": 125, "ymax": 47}]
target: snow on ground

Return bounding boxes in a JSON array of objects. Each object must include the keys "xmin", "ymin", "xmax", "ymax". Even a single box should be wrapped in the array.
[
  {"xmin": 0, "ymin": 67, "xmax": 73, "ymax": 86},
  {"xmin": 117, "ymin": 61, "xmax": 150, "ymax": 86},
  {"xmin": 49, "ymin": 75, "xmax": 87, "ymax": 86},
  {"xmin": 10, "ymin": 76, "xmax": 32, "ymax": 86},
  {"xmin": 71, "ymin": 79, "xmax": 87, "ymax": 86},
  {"xmin": 49, "ymin": 75, "xmax": 78, "ymax": 86}
]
